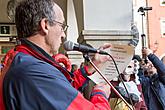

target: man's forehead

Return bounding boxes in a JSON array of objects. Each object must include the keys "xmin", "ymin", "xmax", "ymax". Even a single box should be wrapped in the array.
[{"xmin": 53, "ymin": 3, "xmax": 65, "ymax": 21}]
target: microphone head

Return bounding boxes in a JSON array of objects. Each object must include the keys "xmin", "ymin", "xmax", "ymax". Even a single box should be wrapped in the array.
[
  {"xmin": 63, "ymin": 40, "xmax": 109, "ymax": 55},
  {"xmin": 63, "ymin": 41, "xmax": 74, "ymax": 51}
]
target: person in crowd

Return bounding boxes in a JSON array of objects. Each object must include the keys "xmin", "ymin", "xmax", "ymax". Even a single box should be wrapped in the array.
[
  {"xmin": 71, "ymin": 64, "xmax": 78, "ymax": 73},
  {"xmin": 80, "ymin": 62, "xmax": 85, "ymax": 68},
  {"xmin": 52, "ymin": 53, "xmax": 72, "ymax": 72},
  {"xmin": 110, "ymin": 59, "xmax": 147, "ymax": 110},
  {"xmin": 0, "ymin": 0, "xmax": 112, "ymax": 110},
  {"xmin": 138, "ymin": 48, "xmax": 165, "ymax": 110}
]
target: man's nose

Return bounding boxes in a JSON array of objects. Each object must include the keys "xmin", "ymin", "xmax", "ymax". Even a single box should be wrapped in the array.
[{"xmin": 61, "ymin": 31, "xmax": 66, "ymax": 41}]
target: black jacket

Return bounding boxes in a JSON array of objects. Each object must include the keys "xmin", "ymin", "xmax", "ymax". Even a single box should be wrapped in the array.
[{"xmin": 138, "ymin": 54, "xmax": 165, "ymax": 110}]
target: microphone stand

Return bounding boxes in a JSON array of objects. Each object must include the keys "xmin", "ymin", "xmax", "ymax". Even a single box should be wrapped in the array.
[
  {"xmin": 138, "ymin": 7, "xmax": 152, "ymax": 64},
  {"xmin": 141, "ymin": 11, "xmax": 148, "ymax": 64},
  {"xmin": 83, "ymin": 54, "xmax": 134, "ymax": 110},
  {"xmin": 141, "ymin": 34, "xmax": 148, "ymax": 64}
]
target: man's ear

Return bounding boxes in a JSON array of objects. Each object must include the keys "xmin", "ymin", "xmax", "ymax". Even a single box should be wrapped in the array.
[{"xmin": 40, "ymin": 18, "xmax": 49, "ymax": 35}]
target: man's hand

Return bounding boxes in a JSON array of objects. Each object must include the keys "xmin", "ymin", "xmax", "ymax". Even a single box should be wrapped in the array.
[
  {"xmin": 87, "ymin": 44, "xmax": 111, "ymax": 74},
  {"xmin": 93, "ymin": 83, "xmax": 111, "ymax": 98},
  {"xmin": 142, "ymin": 48, "xmax": 153, "ymax": 56}
]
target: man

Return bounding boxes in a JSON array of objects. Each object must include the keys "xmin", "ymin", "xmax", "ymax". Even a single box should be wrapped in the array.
[
  {"xmin": 0, "ymin": 0, "xmax": 111, "ymax": 110},
  {"xmin": 138, "ymin": 48, "xmax": 165, "ymax": 110}
]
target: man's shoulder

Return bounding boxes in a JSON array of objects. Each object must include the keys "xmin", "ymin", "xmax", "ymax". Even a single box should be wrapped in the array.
[
  {"xmin": 9, "ymin": 52, "xmax": 59, "ymax": 76},
  {"xmin": 5, "ymin": 52, "xmax": 68, "ymax": 83},
  {"xmin": 13, "ymin": 52, "xmax": 52, "ymax": 67},
  {"xmin": 14, "ymin": 52, "xmax": 44, "ymax": 64}
]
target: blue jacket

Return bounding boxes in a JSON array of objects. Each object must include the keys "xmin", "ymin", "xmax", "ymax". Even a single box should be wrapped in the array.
[
  {"xmin": 3, "ymin": 52, "xmax": 79, "ymax": 110},
  {"xmin": 138, "ymin": 54, "xmax": 165, "ymax": 110},
  {"xmin": 2, "ymin": 39, "xmax": 110, "ymax": 110}
]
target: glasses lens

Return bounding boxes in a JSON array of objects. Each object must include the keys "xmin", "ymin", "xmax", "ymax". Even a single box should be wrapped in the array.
[
  {"xmin": 53, "ymin": 20, "xmax": 68, "ymax": 31},
  {"xmin": 62, "ymin": 25, "xmax": 68, "ymax": 31}
]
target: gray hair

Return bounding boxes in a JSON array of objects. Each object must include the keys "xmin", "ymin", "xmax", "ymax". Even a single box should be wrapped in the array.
[{"xmin": 15, "ymin": 0, "xmax": 56, "ymax": 38}]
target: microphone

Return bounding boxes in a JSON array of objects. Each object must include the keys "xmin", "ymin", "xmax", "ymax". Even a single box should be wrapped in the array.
[
  {"xmin": 142, "ymin": 7, "xmax": 152, "ymax": 11},
  {"xmin": 138, "ymin": 7, "xmax": 152, "ymax": 12},
  {"xmin": 63, "ymin": 41, "xmax": 108, "ymax": 55}
]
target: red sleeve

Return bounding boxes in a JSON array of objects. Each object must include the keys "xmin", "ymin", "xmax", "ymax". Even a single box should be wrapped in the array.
[
  {"xmin": 134, "ymin": 84, "xmax": 147, "ymax": 110},
  {"xmin": 72, "ymin": 66, "xmax": 92, "ymax": 89},
  {"xmin": 67, "ymin": 92, "xmax": 111, "ymax": 110},
  {"xmin": 0, "ymin": 49, "xmax": 18, "ymax": 110}
]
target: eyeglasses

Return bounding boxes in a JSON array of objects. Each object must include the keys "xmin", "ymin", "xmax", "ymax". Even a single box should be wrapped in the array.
[{"xmin": 53, "ymin": 20, "xmax": 69, "ymax": 32}]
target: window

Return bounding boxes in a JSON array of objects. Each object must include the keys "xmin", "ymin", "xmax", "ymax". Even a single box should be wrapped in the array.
[
  {"xmin": 0, "ymin": 23, "xmax": 17, "ymax": 42},
  {"xmin": 160, "ymin": 19, "xmax": 165, "ymax": 37},
  {"xmin": 160, "ymin": 0, "xmax": 165, "ymax": 6},
  {"xmin": 0, "ymin": 23, "xmax": 17, "ymax": 37}
]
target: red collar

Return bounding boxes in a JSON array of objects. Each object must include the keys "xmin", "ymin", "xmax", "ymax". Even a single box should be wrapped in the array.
[{"xmin": 16, "ymin": 44, "xmax": 73, "ymax": 81}]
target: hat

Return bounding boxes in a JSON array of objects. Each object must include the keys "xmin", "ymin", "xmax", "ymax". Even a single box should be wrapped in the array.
[{"xmin": 132, "ymin": 55, "xmax": 142, "ymax": 62}]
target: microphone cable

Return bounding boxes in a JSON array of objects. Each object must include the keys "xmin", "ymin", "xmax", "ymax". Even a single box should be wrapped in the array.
[
  {"xmin": 107, "ymin": 53, "xmax": 135, "ymax": 110},
  {"xmin": 83, "ymin": 53, "xmax": 135, "ymax": 110}
]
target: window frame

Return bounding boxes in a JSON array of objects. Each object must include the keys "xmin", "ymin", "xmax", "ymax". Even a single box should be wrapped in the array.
[
  {"xmin": 160, "ymin": 0, "xmax": 165, "ymax": 6},
  {"xmin": 160, "ymin": 18, "xmax": 165, "ymax": 37}
]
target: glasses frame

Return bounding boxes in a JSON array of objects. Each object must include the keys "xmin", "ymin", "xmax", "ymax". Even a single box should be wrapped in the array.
[{"xmin": 53, "ymin": 20, "xmax": 68, "ymax": 32}]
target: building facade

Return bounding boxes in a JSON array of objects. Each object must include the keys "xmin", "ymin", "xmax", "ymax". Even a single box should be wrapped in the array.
[{"xmin": 147, "ymin": 0, "xmax": 165, "ymax": 58}]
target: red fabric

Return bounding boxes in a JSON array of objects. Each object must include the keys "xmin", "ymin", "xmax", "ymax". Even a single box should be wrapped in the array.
[
  {"xmin": 134, "ymin": 84, "xmax": 147, "ymax": 110},
  {"xmin": 52, "ymin": 54, "xmax": 92, "ymax": 89},
  {"xmin": 72, "ymin": 66, "xmax": 92, "ymax": 89},
  {"xmin": 0, "ymin": 49, "xmax": 18, "ymax": 110},
  {"xmin": 67, "ymin": 92, "xmax": 110, "ymax": 110},
  {"xmin": 52, "ymin": 54, "xmax": 93, "ymax": 89},
  {"xmin": 52, "ymin": 54, "xmax": 72, "ymax": 72},
  {"xmin": 15, "ymin": 45, "xmax": 73, "ymax": 81},
  {"xmin": 84, "ymin": 66, "xmax": 94, "ymax": 76},
  {"xmin": 72, "ymin": 68, "xmax": 86, "ymax": 89}
]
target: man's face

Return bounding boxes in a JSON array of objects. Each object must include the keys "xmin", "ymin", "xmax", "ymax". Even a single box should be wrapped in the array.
[
  {"xmin": 124, "ymin": 61, "xmax": 134, "ymax": 75},
  {"xmin": 123, "ymin": 61, "xmax": 134, "ymax": 81},
  {"xmin": 146, "ymin": 62, "xmax": 157, "ymax": 76},
  {"xmin": 46, "ymin": 4, "xmax": 66, "ymax": 54}
]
